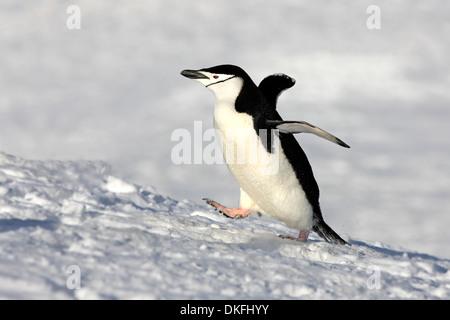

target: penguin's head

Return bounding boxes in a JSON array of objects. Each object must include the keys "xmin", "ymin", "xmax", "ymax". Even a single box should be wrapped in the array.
[{"xmin": 181, "ymin": 64, "xmax": 254, "ymax": 100}]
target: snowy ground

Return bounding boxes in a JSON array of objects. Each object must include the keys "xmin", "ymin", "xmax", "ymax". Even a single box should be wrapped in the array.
[
  {"xmin": 0, "ymin": 1, "xmax": 449, "ymax": 299},
  {"xmin": 0, "ymin": 152, "xmax": 448, "ymax": 299}
]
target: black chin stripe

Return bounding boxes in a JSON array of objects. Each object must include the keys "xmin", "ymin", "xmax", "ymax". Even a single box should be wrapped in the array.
[{"xmin": 206, "ymin": 75, "xmax": 237, "ymax": 87}]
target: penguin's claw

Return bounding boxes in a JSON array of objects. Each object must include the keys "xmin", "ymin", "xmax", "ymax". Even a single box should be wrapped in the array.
[{"xmin": 202, "ymin": 198, "xmax": 214, "ymax": 206}]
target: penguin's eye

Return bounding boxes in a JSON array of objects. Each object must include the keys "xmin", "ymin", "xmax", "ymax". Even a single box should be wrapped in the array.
[{"xmin": 213, "ymin": 75, "xmax": 219, "ymax": 79}]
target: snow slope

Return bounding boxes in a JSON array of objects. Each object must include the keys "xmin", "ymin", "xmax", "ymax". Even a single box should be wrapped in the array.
[{"xmin": 0, "ymin": 152, "xmax": 448, "ymax": 299}]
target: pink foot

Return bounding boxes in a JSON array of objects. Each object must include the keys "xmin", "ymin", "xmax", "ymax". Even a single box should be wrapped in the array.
[
  {"xmin": 203, "ymin": 198, "xmax": 251, "ymax": 219},
  {"xmin": 280, "ymin": 230, "xmax": 310, "ymax": 242}
]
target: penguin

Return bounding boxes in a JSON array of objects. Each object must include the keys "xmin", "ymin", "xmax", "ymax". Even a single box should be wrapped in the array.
[{"xmin": 181, "ymin": 64, "xmax": 350, "ymax": 245}]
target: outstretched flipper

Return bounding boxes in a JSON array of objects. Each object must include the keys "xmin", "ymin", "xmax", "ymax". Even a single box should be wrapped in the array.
[
  {"xmin": 259, "ymin": 73, "xmax": 296, "ymax": 109},
  {"xmin": 265, "ymin": 119, "xmax": 350, "ymax": 148}
]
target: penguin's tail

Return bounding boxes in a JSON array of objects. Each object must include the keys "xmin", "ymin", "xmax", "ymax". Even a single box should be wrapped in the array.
[{"xmin": 312, "ymin": 218, "xmax": 350, "ymax": 245}]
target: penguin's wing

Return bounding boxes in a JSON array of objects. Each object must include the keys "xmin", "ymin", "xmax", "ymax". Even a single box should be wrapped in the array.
[
  {"xmin": 258, "ymin": 74, "xmax": 296, "ymax": 110},
  {"xmin": 265, "ymin": 120, "xmax": 350, "ymax": 148}
]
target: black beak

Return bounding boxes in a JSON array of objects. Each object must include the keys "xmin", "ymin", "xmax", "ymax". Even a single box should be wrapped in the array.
[{"xmin": 180, "ymin": 69, "xmax": 209, "ymax": 80}]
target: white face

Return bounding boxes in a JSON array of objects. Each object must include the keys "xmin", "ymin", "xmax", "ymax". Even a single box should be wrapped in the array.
[
  {"xmin": 181, "ymin": 68, "xmax": 245, "ymax": 101},
  {"xmin": 189, "ymin": 71, "xmax": 243, "ymax": 101}
]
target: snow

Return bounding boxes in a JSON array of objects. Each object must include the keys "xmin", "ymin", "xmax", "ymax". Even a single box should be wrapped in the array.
[
  {"xmin": 1, "ymin": 1, "xmax": 450, "ymax": 299},
  {"xmin": 0, "ymin": 151, "xmax": 449, "ymax": 299}
]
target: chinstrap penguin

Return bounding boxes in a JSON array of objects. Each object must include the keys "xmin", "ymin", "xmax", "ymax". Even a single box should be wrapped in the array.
[{"xmin": 181, "ymin": 64, "xmax": 350, "ymax": 245}]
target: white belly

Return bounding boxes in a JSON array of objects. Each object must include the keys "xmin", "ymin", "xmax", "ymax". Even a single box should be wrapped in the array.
[{"xmin": 214, "ymin": 102, "xmax": 313, "ymax": 231}]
